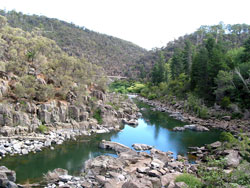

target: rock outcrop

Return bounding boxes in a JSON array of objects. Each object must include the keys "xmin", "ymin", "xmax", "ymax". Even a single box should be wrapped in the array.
[
  {"xmin": 0, "ymin": 166, "xmax": 17, "ymax": 188},
  {"xmin": 0, "ymin": 92, "xmax": 140, "ymax": 158},
  {"xmin": 173, "ymin": 124, "xmax": 209, "ymax": 132},
  {"xmin": 45, "ymin": 141, "xmax": 198, "ymax": 188}
]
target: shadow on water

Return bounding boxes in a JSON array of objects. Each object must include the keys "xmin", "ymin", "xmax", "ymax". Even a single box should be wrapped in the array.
[{"xmin": 0, "ymin": 99, "xmax": 221, "ymax": 184}]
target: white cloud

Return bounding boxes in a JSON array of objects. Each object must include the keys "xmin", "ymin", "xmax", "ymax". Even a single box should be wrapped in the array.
[{"xmin": 1, "ymin": 0, "xmax": 250, "ymax": 50}]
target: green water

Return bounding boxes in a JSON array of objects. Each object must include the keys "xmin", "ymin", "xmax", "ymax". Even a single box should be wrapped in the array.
[{"xmin": 0, "ymin": 100, "xmax": 221, "ymax": 184}]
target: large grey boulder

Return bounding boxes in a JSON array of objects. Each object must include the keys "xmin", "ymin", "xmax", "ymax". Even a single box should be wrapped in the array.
[
  {"xmin": 160, "ymin": 172, "xmax": 181, "ymax": 187},
  {"xmin": 0, "ymin": 166, "xmax": 16, "ymax": 182},
  {"xmin": 122, "ymin": 180, "xmax": 142, "ymax": 188},
  {"xmin": 99, "ymin": 140, "xmax": 132, "ymax": 153},
  {"xmin": 132, "ymin": 143, "xmax": 153, "ymax": 151},
  {"xmin": 224, "ymin": 150, "xmax": 241, "ymax": 168},
  {"xmin": 44, "ymin": 168, "xmax": 68, "ymax": 182},
  {"xmin": 184, "ymin": 124, "xmax": 209, "ymax": 131}
]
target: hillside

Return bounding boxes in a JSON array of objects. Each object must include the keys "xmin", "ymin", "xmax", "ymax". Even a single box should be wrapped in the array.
[
  {"xmin": 136, "ymin": 23, "xmax": 250, "ymax": 79},
  {"xmin": 0, "ymin": 14, "xmax": 107, "ymax": 103},
  {"xmin": 0, "ymin": 10, "xmax": 146, "ymax": 77}
]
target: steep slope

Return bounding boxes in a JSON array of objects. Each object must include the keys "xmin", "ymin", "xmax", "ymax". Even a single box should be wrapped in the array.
[
  {"xmin": 137, "ymin": 23, "xmax": 250, "ymax": 79},
  {"xmin": 0, "ymin": 10, "xmax": 147, "ymax": 77}
]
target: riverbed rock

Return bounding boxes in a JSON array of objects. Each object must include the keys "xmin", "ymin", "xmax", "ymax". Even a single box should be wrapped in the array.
[
  {"xmin": 173, "ymin": 127, "xmax": 185, "ymax": 131},
  {"xmin": 210, "ymin": 141, "xmax": 222, "ymax": 149},
  {"xmin": 122, "ymin": 118, "xmax": 138, "ymax": 126},
  {"xmin": 224, "ymin": 150, "xmax": 241, "ymax": 168},
  {"xmin": 184, "ymin": 124, "xmax": 209, "ymax": 131},
  {"xmin": 222, "ymin": 116, "xmax": 231, "ymax": 121},
  {"xmin": 0, "ymin": 166, "xmax": 17, "ymax": 188},
  {"xmin": 173, "ymin": 124, "xmax": 209, "ymax": 132},
  {"xmin": 132, "ymin": 143, "xmax": 153, "ymax": 151},
  {"xmin": 99, "ymin": 140, "xmax": 132, "ymax": 153},
  {"xmin": 44, "ymin": 168, "xmax": 68, "ymax": 183},
  {"xmin": 160, "ymin": 172, "xmax": 181, "ymax": 187}
]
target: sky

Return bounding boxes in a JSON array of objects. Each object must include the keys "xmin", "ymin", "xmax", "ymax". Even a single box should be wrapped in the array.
[{"xmin": 0, "ymin": 0, "xmax": 250, "ymax": 50}]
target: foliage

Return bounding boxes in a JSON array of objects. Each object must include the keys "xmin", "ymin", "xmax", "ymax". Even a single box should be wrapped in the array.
[
  {"xmin": 37, "ymin": 124, "xmax": 48, "ymax": 133},
  {"xmin": 137, "ymin": 23, "xmax": 250, "ymax": 113},
  {"xmin": 221, "ymin": 96, "xmax": 231, "ymax": 109},
  {"xmin": 109, "ymin": 80, "xmax": 132, "ymax": 94},
  {"xmin": 198, "ymin": 158, "xmax": 228, "ymax": 187},
  {"xmin": 152, "ymin": 52, "xmax": 166, "ymax": 84},
  {"xmin": 175, "ymin": 173, "xmax": 202, "ymax": 188},
  {"xmin": 93, "ymin": 109, "xmax": 103, "ymax": 124},
  {"xmin": 0, "ymin": 10, "xmax": 146, "ymax": 77},
  {"xmin": 0, "ymin": 15, "xmax": 106, "ymax": 102},
  {"xmin": 127, "ymin": 83, "xmax": 146, "ymax": 93},
  {"xmin": 185, "ymin": 93, "xmax": 209, "ymax": 119}
]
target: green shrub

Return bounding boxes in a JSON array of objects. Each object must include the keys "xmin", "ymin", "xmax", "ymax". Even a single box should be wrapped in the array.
[
  {"xmin": 148, "ymin": 93, "xmax": 157, "ymax": 100},
  {"xmin": 37, "ymin": 124, "xmax": 48, "ymax": 133},
  {"xmin": 198, "ymin": 106, "xmax": 209, "ymax": 119},
  {"xmin": 175, "ymin": 173, "xmax": 202, "ymax": 188},
  {"xmin": 127, "ymin": 83, "xmax": 146, "ymax": 93},
  {"xmin": 93, "ymin": 109, "xmax": 103, "ymax": 124},
  {"xmin": 221, "ymin": 96, "xmax": 231, "ymax": 109},
  {"xmin": 231, "ymin": 112, "xmax": 243, "ymax": 119},
  {"xmin": 36, "ymin": 84, "xmax": 55, "ymax": 102},
  {"xmin": 220, "ymin": 132, "xmax": 237, "ymax": 143}
]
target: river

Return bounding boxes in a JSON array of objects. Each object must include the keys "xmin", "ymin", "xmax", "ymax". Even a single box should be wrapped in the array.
[{"xmin": 0, "ymin": 99, "xmax": 221, "ymax": 184}]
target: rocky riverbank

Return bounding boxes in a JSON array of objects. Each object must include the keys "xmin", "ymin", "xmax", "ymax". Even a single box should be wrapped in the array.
[
  {"xmin": 0, "ymin": 92, "xmax": 140, "ymax": 159},
  {"xmin": 44, "ymin": 141, "xmax": 197, "ymax": 188},
  {"xmin": 137, "ymin": 96, "xmax": 250, "ymax": 135}
]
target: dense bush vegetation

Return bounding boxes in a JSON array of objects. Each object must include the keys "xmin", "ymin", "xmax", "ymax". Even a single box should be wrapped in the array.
[
  {"xmin": 134, "ymin": 24, "xmax": 250, "ymax": 116},
  {"xmin": 197, "ymin": 132, "xmax": 250, "ymax": 187},
  {"xmin": 0, "ymin": 15, "xmax": 106, "ymax": 102},
  {"xmin": 0, "ymin": 10, "xmax": 146, "ymax": 77}
]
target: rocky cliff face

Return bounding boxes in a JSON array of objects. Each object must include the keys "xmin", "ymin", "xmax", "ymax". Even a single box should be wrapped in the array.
[{"xmin": 0, "ymin": 90, "xmax": 138, "ymax": 136}]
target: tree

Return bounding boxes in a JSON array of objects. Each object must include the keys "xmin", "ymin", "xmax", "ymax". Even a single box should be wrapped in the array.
[
  {"xmin": 214, "ymin": 70, "xmax": 235, "ymax": 101},
  {"xmin": 0, "ymin": 15, "xmax": 7, "ymax": 28},
  {"xmin": 241, "ymin": 37, "xmax": 250, "ymax": 62},
  {"xmin": 170, "ymin": 48, "xmax": 183, "ymax": 80},
  {"xmin": 191, "ymin": 47, "xmax": 209, "ymax": 98},
  {"xmin": 183, "ymin": 40, "xmax": 193, "ymax": 75},
  {"xmin": 152, "ymin": 52, "xmax": 165, "ymax": 84}
]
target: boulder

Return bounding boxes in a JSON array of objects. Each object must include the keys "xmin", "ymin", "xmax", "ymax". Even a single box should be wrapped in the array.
[
  {"xmin": 132, "ymin": 143, "xmax": 153, "ymax": 151},
  {"xmin": 21, "ymin": 149, "xmax": 28, "ymax": 155},
  {"xmin": 160, "ymin": 173, "xmax": 181, "ymax": 187},
  {"xmin": 0, "ymin": 166, "xmax": 16, "ymax": 183},
  {"xmin": 225, "ymin": 150, "xmax": 241, "ymax": 168},
  {"xmin": 122, "ymin": 118, "xmax": 138, "ymax": 126},
  {"xmin": 222, "ymin": 116, "xmax": 231, "ymax": 121},
  {"xmin": 175, "ymin": 182, "xmax": 188, "ymax": 188},
  {"xmin": 99, "ymin": 140, "xmax": 132, "ymax": 153},
  {"xmin": 210, "ymin": 141, "xmax": 222, "ymax": 149},
  {"xmin": 44, "ymin": 168, "xmax": 68, "ymax": 182},
  {"xmin": 122, "ymin": 180, "xmax": 142, "ymax": 188},
  {"xmin": 184, "ymin": 124, "xmax": 209, "ymax": 131},
  {"xmin": 173, "ymin": 127, "xmax": 185, "ymax": 131}
]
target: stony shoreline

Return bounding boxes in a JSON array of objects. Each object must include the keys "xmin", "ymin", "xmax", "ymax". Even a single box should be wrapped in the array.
[
  {"xmin": 0, "ymin": 92, "xmax": 140, "ymax": 159},
  {"xmin": 136, "ymin": 96, "xmax": 250, "ymax": 135},
  {"xmin": 44, "ymin": 141, "xmax": 197, "ymax": 188}
]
